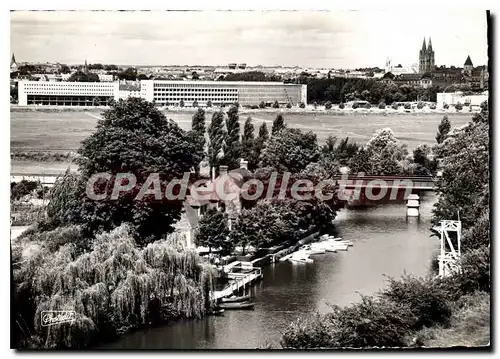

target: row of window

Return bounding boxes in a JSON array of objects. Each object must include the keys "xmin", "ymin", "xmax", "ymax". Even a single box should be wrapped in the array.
[{"xmin": 154, "ymin": 88, "xmax": 238, "ymax": 92}]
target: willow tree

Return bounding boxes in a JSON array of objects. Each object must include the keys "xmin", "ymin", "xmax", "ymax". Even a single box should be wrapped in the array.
[{"xmin": 13, "ymin": 224, "xmax": 215, "ymax": 349}]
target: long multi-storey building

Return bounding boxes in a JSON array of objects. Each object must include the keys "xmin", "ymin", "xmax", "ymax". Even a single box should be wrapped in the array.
[{"xmin": 18, "ymin": 80, "xmax": 307, "ymax": 107}]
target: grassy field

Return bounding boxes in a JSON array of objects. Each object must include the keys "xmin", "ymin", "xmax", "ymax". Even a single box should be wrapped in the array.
[{"xmin": 11, "ymin": 109, "xmax": 472, "ymax": 174}]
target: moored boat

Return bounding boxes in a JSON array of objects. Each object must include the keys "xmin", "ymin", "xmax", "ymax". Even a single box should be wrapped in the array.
[
  {"xmin": 218, "ymin": 301, "xmax": 255, "ymax": 310},
  {"xmin": 213, "ymin": 308, "xmax": 225, "ymax": 315},
  {"xmin": 221, "ymin": 295, "xmax": 251, "ymax": 303}
]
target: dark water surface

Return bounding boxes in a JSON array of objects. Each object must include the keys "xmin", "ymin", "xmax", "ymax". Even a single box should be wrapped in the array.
[{"xmin": 102, "ymin": 193, "xmax": 438, "ymax": 349}]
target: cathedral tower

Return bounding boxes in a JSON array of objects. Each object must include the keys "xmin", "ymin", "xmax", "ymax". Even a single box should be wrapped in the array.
[{"xmin": 419, "ymin": 37, "xmax": 435, "ymax": 73}]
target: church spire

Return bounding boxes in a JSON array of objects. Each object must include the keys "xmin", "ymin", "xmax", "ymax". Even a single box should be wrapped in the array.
[
  {"xmin": 421, "ymin": 38, "xmax": 427, "ymax": 52},
  {"xmin": 11, "ymin": 53, "xmax": 16, "ymax": 66},
  {"xmin": 427, "ymin": 37, "xmax": 433, "ymax": 51},
  {"xmin": 84, "ymin": 58, "xmax": 88, "ymax": 74}
]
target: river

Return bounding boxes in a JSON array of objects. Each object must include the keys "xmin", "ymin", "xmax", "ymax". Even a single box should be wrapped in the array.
[{"xmin": 101, "ymin": 193, "xmax": 439, "ymax": 349}]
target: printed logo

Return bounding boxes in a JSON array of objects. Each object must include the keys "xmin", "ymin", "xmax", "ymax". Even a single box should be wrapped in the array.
[{"xmin": 41, "ymin": 311, "xmax": 76, "ymax": 326}]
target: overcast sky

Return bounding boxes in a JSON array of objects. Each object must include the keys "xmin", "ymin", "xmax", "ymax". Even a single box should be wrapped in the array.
[{"xmin": 10, "ymin": 10, "xmax": 488, "ymax": 68}]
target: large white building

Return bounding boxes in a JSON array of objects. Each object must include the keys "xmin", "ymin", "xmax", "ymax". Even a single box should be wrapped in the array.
[{"xmin": 18, "ymin": 80, "xmax": 307, "ymax": 107}]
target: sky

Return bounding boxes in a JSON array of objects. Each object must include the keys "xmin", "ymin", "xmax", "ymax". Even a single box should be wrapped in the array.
[{"xmin": 10, "ymin": 10, "xmax": 489, "ymax": 69}]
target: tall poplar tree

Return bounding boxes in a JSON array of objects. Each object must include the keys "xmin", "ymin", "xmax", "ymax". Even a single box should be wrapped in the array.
[
  {"xmin": 208, "ymin": 111, "xmax": 226, "ymax": 176},
  {"xmin": 223, "ymin": 105, "xmax": 241, "ymax": 169},
  {"xmin": 241, "ymin": 117, "xmax": 256, "ymax": 170}
]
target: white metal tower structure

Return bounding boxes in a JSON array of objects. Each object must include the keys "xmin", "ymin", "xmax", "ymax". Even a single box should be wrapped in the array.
[{"xmin": 433, "ymin": 220, "xmax": 462, "ymax": 277}]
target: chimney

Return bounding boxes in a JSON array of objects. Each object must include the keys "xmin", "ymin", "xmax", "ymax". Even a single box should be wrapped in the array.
[
  {"xmin": 219, "ymin": 165, "xmax": 228, "ymax": 176},
  {"xmin": 240, "ymin": 158, "xmax": 248, "ymax": 170}
]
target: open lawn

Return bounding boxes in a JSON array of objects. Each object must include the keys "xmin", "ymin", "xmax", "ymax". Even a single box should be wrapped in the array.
[{"xmin": 11, "ymin": 109, "xmax": 472, "ymax": 174}]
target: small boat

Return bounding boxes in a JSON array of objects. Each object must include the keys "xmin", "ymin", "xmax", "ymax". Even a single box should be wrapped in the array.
[
  {"xmin": 301, "ymin": 245, "xmax": 325, "ymax": 255},
  {"xmin": 330, "ymin": 243, "xmax": 348, "ymax": 251},
  {"xmin": 213, "ymin": 308, "xmax": 225, "ymax": 316},
  {"xmin": 218, "ymin": 301, "xmax": 255, "ymax": 310},
  {"xmin": 221, "ymin": 295, "xmax": 251, "ymax": 303},
  {"xmin": 290, "ymin": 256, "xmax": 314, "ymax": 263}
]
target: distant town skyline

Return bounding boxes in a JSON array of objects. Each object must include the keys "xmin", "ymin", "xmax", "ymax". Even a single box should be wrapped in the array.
[{"xmin": 11, "ymin": 10, "xmax": 488, "ymax": 69}]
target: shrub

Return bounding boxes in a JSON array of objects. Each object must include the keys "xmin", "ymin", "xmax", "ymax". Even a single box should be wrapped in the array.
[
  {"xmin": 338, "ymin": 103, "xmax": 345, "ymax": 109},
  {"xmin": 206, "ymin": 100, "xmax": 213, "ymax": 107},
  {"xmin": 352, "ymin": 102, "xmax": 359, "ymax": 109},
  {"xmin": 417, "ymin": 102, "xmax": 424, "ymax": 109},
  {"xmin": 455, "ymin": 102, "xmax": 463, "ymax": 111},
  {"xmin": 234, "ymin": 101, "xmax": 240, "ymax": 108},
  {"xmin": 325, "ymin": 101, "xmax": 332, "ymax": 110},
  {"xmin": 192, "ymin": 100, "xmax": 198, "ymax": 108},
  {"xmin": 443, "ymin": 103, "xmax": 449, "ymax": 109},
  {"xmin": 404, "ymin": 103, "xmax": 411, "ymax": 110},
  {"xmin": 299, "ymin": 102, "xmax": 306, "ymax": 109},
  {"xmin": 382, "ymin": 275, "xmax": 453, "ymax": 329},
  {"xmin": 286, "ymin": 103, "xmax": 292, "ymax": 109},
  {"xmin": 272, "ymin": 100, "xmax": 280, "ymax": 109},
  {"xmin": 391, "ymin": 103, "xmax": 399, "ymax": 110},
  {"xmin": 378, "ymin": 102, "xmax": 386, "ymax": 109},
  {"xmin": 364, "ymin": 103, "xmax": 371, "ymax": 109},
  {"xmin": 11, "ymin": 180, "xmax": 40, "ymax": 201},
  {"xmin": 259, "ymin": 101, "xmax": 266, "ymax": 109},
  {"xmin": 430, "ymin": 104, "xmax": 437, "ymax": 110},
  {"xmin": 179, "ymin": 99, "xmax": 185, "ymax": 107}
]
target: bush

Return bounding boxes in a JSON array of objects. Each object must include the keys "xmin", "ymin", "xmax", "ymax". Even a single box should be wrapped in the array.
[
  {"xmin": 417, "ymin": 102, "xmax": 424, "ymax": 109},
  {"xmin": 234, "ymin": 101, "xmax": 240, "ymax": 108},
  {"xmin": 352, "ymin": 102, "xmax": 359, "ymax": 109},
  {"xmin": 382, "ymin": 275, "xmax": 453, "ymax": 329},
  {"xmin": 391, "ymin": 103, "xmax": 399, "ymax": 110},
  {"xmin": 272, "ymin": 101, "xmax": 280, "ymax": 109},
  {"xmin": 259, "ymin": 101, "xmax": 266, "ymax": 109},
  {"xmin": 378, "ymin": 102, "xmax": 386, "ymax": 109},
  {"xmin": 192, "ymin": 100, "xmax": 198, "ymax": 108},
  {"xmin": 179, "ymin": 99, "xmax": 185, "ymax": 107},
  {"xmin": 430, "ymin": 104, "xmax": 437, "ymax": 110},
  {"xmin": 404, "ymin": 103, "xmax": 411, "ymax": 110},
  {"xmin": 206, "ymin": 100, "xmax": 212, "ymax": 107},
  {"xmin": 443, "ymin": 103, "xmax": 449, "ymax": 109},
  {"xmin": 325, "ymin": 101, "xmax": 332, "ymax": 110},
  {"xmin": 299, "ymin": 102, "xmax": 306, "ymax": 109},
  {"xmin": 364, "ymin": 103, "xmax": 371, "ymax": 109},
  {"xmin": 455, "ymin": 102, "xmax": 463, "ymax": 111},
  {"xmin": 338, "ymin": 103, "xmax": 345, "ymax": 109},
  {"xmin": 286, "ymin": 103, "xmax": 292, "ymax": 109},
  {"xmin": 11, "ymin": 180, "xmax": 40, "ymax": 201}
]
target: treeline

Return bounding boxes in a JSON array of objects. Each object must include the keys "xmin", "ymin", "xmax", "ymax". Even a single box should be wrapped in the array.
[
  {"xmin": 280, "ymin": 102, "xmax": 490, "ymax": 349},
  {"xmin": 298, "ymin": 77, "xmax": 444, "ymax": 104},
  {"xmin": 222, "ymin": 71, "xmax": 282, "ymax": 82}
]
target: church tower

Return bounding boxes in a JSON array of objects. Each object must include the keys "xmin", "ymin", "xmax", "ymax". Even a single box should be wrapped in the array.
[
  {"xmin": 419, "ymin": 37, "xmax": 435, "ymax": 73},
  {"xmin": 427, "ymin": 37, "xmax": 435, "ymax": 72},
  {"xmin": 419, "ymin": 38, "xmax": 427, "ymax": 73}
]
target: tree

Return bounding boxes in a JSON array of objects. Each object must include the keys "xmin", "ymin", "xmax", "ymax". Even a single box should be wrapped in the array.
[
  {"xmin": 286, "ymin": 103, "xmax": 292, "ymax": 109},
  {"xmin": 195, "ymin": 208, "xmax": 230, "ymax": 254},
  {"xmin": 207, "ymin": 100, "xmax": 213, "ymax": 108},
  {"xmin": 68, "ymin": 71, "xmax": 100, "ymax": 82},
  {"xmin": 352, "ymin": 102, "xmax": 359, "ymax": 109},
  {"xmin": 378, "ymin": 102, "xmax": 386, "ymax": 109},
  {"xmin": 117, "ymin": 67, "xmax": 137, "ymax": 81},
  {"xmin": 179, "ymin": 99, "xmax": 185, "ymax": 108},
  {"xmin": 192, "ymin": 71, "xmax": 199, "ymax": 80},
  {"xmin": 339, "ymin": 103, "xmax": 345, "ymax": 109},
  {"xmin": 435, "ymin": 115, "xmax": 451, "ymax": 144},
  {"xmin": 190, "ymin": 108, "xmax": 206, "ymax": 176},
  {"xmin": 299, "ymin": 102, "xmax": 306, "ymax": 109},
  {"xmin": 193, "ymin": 100, "xmax": 199, "ymax": 108},
  {"xmin": 59, "ymin": 65, "xmax": 71, "ymax": 74},
  {"xmin": 260, "ymin": 128, "xmax": 319, "ymax": 173},
  {"xmin": 92, "ymin": 97, "xmax": 101, "ymax": 106},
  {"xmin": 455, "ymin": 102, "xmax": 463, "ymax": 111},
  {"xmin": 208, "ymin": 111, "xmax": 226, "ymax": 173},
  {"xmin": 259, "ymin": 101, "xmax": 266, "ymax": 109},
  {"xmin": 273, "ymin": 100, "xmax": 280, "ymax": 109},
  {"xmin": 271, "ymin": 114, "xmax": 286, "ymax": 136},
  {"xmin": 254, "ymin": 122, "xmax": 269, "ymax": 168},
  {"xmin": 325, "ymin": 101, "xmax": 332, "ymax": 110},
  {"xmin": 222, "ymin": 105, "xmax": 241, "ymax": 169},
  {"xmin": 241, "ymin": 117, "xmax": 256, "ymax": 170},
  {"xmin": 52, "ymin": 98, "xmax": 198, "ymax": 245}
]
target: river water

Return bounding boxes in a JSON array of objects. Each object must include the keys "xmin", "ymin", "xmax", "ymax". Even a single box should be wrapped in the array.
[{"xmin": 102, "ymin": 193, "xmax": 439, "ymax": 349}]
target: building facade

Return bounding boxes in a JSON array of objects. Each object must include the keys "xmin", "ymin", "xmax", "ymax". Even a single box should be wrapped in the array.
[
  {"xmin": 419, "ymin": 37, "xmax": 435, "ymax": 74},
  {"xmin": 18, "ymin": 80, "xmax": 307, "ymax": 107},
  {"xmin": 18, "ymin": 81, "xmax": 118, "ymax": 106}
]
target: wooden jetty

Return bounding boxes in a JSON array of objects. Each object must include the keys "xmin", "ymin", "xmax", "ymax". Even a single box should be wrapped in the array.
[{"xmin": 213, "ymin": 263, "xmax": 263, "ymax": 301}]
